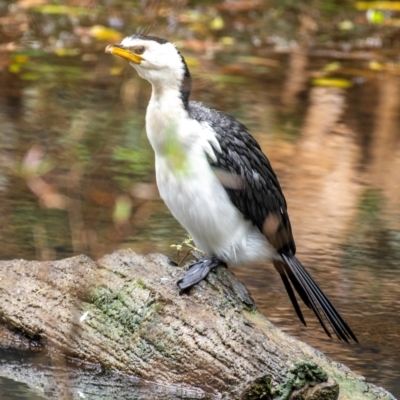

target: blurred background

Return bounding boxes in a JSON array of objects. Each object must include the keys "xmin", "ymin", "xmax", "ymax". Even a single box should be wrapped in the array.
[{"xmin": 0, "ymin": 0, "xmax": 400, "ymax": 398}]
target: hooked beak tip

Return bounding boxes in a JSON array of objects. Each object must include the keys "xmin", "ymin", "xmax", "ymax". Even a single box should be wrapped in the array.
[{"xmin": 105, "ymin": 44, "xmax": 115, "ymax": 54}]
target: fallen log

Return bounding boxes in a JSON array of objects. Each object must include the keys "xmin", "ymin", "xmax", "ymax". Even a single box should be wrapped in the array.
[{"xmin": 0, "ymin": 250, "xmax": 396, "ymax": 399}]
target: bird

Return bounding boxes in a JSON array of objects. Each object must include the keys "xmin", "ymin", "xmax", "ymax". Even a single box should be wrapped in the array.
[{"xmin": 105, "ymin": 34, "xmax": 358, "ymax": 343}]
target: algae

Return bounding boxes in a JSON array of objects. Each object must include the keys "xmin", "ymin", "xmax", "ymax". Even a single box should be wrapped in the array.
[{"xmin": 274, "ymin": 361, "xmax": 328, "ymax": 400}]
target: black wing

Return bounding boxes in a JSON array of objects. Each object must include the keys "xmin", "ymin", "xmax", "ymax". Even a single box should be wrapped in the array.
[{"xmin": 189, "ymin": 101, "xmax": 296, "ymax": 255}]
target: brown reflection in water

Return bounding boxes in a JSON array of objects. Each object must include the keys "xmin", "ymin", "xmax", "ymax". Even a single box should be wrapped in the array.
[
  {"xmin": 292, "ymin": 86, "xmax": 362, "ymax": 253},
  {"xmin": 261, "ymin": 86, "xmax": 362, "ymax": 255},
  {"xmin": 370, "ymin": 73, "xmax": 400, "ymax": 217},
  {"xmin": 281, "ymin": 44, "xmax": 309, "ymax": 109},
  {"xmin": 281, "ymin": 15, "xmax": 316, "ymax": 109}
]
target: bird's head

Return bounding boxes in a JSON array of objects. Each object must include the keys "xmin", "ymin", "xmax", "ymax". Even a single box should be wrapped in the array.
[{"xmin": 106, "ymin": 35, "xmax": 191, "ymax": 102}]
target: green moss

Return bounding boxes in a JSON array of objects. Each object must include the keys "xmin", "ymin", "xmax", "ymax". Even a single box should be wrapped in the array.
[
  {"xmin": 133, "ymin": 278, "xmax": 147, "ymax": 290},
  {"xmin": 89, "ymin": 283, "xmax": 163, "ymax": 334},
  {"xmin": 150, "ymin": 302, "xmax": 163, "ymax": 315},
  {"xmin": 274, "ymin": 361, "xmax": 328, "ymax": 400},
  {"xmin": 241, "ymin": 375, "xmax": 273, "ymax": 400},
  {"xmin": 244, "ymin": 305, "xmax": 260, "ymax": 314}
]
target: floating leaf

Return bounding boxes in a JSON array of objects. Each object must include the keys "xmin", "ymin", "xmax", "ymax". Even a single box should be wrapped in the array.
[
  {"xmin": 90, "ymin": 25, "xmax": 123, "ymax": 42},
  {"xmin": 184, "ymin": 56, "xmax": 200, "ymax": 68},
  {"xmin": 366, "ymin": 9, "xmax": 386, "ymax": 24},
  {"xmin": 210, "ymin": 15, "xmax": 224, "ymax": 30},
  {"xmin": 8, "ymin": 54, "xmax": 30, "ymax": 74},
  {"xmin": 20, "ymin": 72, "xmax": 40, "ymax": 80},
  {"xmin": 324, "ymin": 61, "xmax": 341, "ymax": 72},
  {"xmin": 312, "ymin": 78, "xmax": 352, "ymax": 88},
  {"xmin": 339, "ymin": 20, "xmax": 354, "ymax": 30},
  {"xmin": 369, "ymin": 60, "xmax": 384, "ymax": 70},
  {"xmin": 8, "ymin": 63, "xmax": 22, "ymax": 74},
  {"xmin": 110, "ymin": 66, "xmax": 124, "ymax": 76},
  {"xmin": 13, "ymin": 55, "xmax": 29, "ymax": 63},
  {"xmin": 32, "ymin": 5, "xmax": 94, "ymax": 15},
  {"xmin": 356, "ymin": 1, "xmax": 400, "ymax": 11},
  {"xmin": 55, "ymin": 48, "xmax": 80, "ymax": 57},
  {"xmin": 221, "ymin": 36, "xmax": 236, "ymax": 46}
]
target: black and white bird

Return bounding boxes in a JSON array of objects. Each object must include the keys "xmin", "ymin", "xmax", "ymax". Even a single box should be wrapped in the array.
[{"xmin": 106, "ymin": 35, "xmax": 358, "ymax": 343}]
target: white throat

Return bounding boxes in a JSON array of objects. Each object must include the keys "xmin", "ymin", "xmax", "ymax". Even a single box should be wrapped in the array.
[{"xmin": 145, "ymin": 86, "xmax": 188, "ymax": 157}]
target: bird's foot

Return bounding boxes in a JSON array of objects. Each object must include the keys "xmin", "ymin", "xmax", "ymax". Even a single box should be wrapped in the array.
[{"xmin": 177, "ymin": 256, "xmax": 221, "ymax": 292}]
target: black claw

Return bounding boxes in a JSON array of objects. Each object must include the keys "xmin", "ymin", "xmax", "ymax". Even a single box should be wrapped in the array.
[{"xmin": 177, "ymin": 256, "xmax": 221, "ymax": 291}]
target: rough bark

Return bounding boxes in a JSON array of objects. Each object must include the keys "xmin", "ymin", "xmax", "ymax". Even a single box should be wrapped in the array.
[{"xmin": 0, "ymin": 250, "xmax": 396, "ymax": 400}]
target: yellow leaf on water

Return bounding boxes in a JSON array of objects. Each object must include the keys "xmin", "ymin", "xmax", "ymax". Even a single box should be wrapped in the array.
[
  {"xmin": 13, "ymin": 55, "xmax": 29, "ymax": 63},
  {"xmin": 9, "ymin": 54, "xmax": 30, "ymax": 74},
  {"xmin": 21, "ymin": 72, "xmax": 40, "ymax": 80},
  {"xmin": 210, "ymin": 15, "xmax": 224, "ymax": 30},
  {"xmin": 369, "ymin": 60, "xmax": 384, "ymax": 70},
  {"xmin": 366, "ymin": 9, "xmax": 386, "ymax": 23},
  {"xmin": 90, "ymin": 25, "xmax": 123, "ymax": 42},
  {"xmin": 110, "ymin": 66, "xmax": 124, "ymax": 76},
  {"xmin": 356, "ymin": 1, "xmax": 400, "ymax": 11},
  {"xmin": 55, "ymin": 48, "xmax": 80, "ymax": 57},
  {"xmin": 312, "ymin": 78, "xmax": 352, "ymax": 88},
  {"xmin": 184, "ymin": 56, "xmax": 200, "ymax": 68},
  {"xmin": 221, "ymin": 37, "xmax": 236, "ymax": 46},
  {"xmin": 8, "ymin": 63, "xmax": 21, "ymax": 73},
  {"xmin": 324, "ymin": 61, "xmax": 341, "ymax": 72},
  {"xmin": 32, "ymin": 5, "xmax": 92, "ymax": 15},
  {"xmin": 339, "ymin": 20, "xmax": 354, "ymax": 30}
]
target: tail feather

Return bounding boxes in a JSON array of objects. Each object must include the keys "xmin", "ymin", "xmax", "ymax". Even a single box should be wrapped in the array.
[
  {"xmin": 273, "ymin": 261, "xmax": 306, "ymax": 326},
  {"xmin": 282, "ymin": 257, "xmax": 335, "ymax": 339},
  {"xmin": 279, "ymin": 258, "xmax": 333, "ymax": 339},
  {"xmin": 276, "ymin": 253, "xmax": 358, "ymax": 343},
  {"xmin": 290, "ymin": 256, "xmax": 355, "ymax": 342}
]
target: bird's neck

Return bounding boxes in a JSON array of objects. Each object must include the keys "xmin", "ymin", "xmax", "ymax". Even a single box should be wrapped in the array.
[{"xmin": 146, "ymin": 86, "xmax": 189, "ymax": 159}]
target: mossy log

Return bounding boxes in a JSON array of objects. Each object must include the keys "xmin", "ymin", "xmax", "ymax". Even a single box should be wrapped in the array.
[{"xmin": 0, "ymin": 250, "xmax": 395, "ymax": 400}]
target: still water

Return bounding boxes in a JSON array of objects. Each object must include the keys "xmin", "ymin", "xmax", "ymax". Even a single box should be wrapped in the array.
[{"xmin": 1, "ymin": 3, "xmax": 400, "ymax": 399}]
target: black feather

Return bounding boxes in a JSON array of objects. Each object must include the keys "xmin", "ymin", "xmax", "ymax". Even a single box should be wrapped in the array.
[
  {"xmin": 273, "ymin": 260, "xmax": 306, "ymax": 326},
  {"xmin": 281, "ymin": 254, "xmax": 358, "ymax": 343}
]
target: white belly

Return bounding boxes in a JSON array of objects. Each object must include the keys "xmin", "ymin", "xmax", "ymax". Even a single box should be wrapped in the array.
[{"xmin": 155, "ymin": 155, "xmax": 276, "ymax": 265}]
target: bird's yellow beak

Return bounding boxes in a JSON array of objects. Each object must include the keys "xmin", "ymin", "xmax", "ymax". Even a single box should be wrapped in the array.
[{"xmin": 105, "ymin": 44, "xmax": 143, "ymax": 64}]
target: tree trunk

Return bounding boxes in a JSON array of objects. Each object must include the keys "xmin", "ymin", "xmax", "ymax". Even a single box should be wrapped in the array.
[{"xmin": 0, "ymin": 250, "xmax": 395, "ymax": 400}]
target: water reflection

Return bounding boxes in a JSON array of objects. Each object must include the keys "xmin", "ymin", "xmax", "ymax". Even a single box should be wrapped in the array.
[
  {"xmin": 0, "ymin": 2, "xmax": 400, "ymax": 399},
  {"xmin": 0, "ymin": 349, "xmax": 209, "ymax": 400}
]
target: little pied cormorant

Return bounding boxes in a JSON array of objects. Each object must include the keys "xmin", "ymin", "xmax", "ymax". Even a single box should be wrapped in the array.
[{"xmin": 106, "ymin": 35, "xmax": 358, "ymax": 343}]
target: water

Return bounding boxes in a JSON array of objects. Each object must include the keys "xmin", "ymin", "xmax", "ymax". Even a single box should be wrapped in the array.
[{"xmin": 0, "ymin": 1, "xmax": 400, "ymax": 398}]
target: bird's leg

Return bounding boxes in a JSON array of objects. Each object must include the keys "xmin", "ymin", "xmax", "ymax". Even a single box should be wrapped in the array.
[{"xmin": 177, "ymin": 256, "xmax": 222, "ymax": 291}]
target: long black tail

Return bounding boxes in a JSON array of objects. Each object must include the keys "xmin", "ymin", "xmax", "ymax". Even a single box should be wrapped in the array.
[{"xmin": 273, "ymin": 254, "xmax": 358, "ymax": 343}]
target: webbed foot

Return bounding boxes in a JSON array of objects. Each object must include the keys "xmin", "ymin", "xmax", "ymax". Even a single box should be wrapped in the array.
[{"xmin": 177, "ymin": 256, "xmax": 222, "ymax": 291}]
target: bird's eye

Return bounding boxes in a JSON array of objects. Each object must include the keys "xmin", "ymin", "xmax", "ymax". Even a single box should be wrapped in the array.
[{"xmin": 131, "ymin": 45, "xmax": 145, "ymax": 55}]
